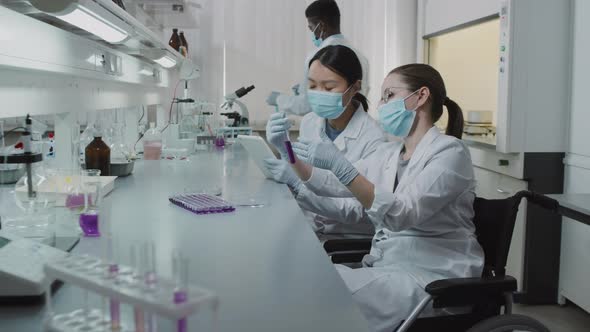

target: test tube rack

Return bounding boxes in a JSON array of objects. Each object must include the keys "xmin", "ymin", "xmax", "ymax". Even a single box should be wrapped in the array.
[
  {"xmin": 169, "ymin": 193, "xmax": 235, "ymax": 214},
  {"xmin": 43, "ymin": 254, "xmax": 219, "ymax": 332}
]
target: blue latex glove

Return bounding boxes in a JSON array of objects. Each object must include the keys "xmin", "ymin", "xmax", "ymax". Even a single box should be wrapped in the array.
[
  {"xmin": 263, "ymin": 158, "xmax": 302, "ymax": 192},
  {"xmin": 266, "ymin": 91, "xmax": 281, "ymax": 106},
  {"xmin": 292, "ymin": 138, "xmax": 359, "ymax": 185},
  {"xmin": 265, "ymin": 112, "xmax": 291, "ymax": 155},
  {"xmin": 291, "ymin": 84, "xmax": 300, "ymax": 96}
]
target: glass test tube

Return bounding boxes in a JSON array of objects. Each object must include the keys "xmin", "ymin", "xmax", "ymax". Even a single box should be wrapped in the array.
[
  {"xmin": 109, "ymin": 263, "xmax": 121, "ymax": 331},
  {"xmin": 172, "ymin": 251, "xmax": 189, "ymax": 332},
  {"xmin": 106, "ymin": 235, "xmax": 121, "ymax": 331},
  {"xmin": 131, "ymin": 245, "xmax": 145, "ymax": 332},
  {"xmin": 275, "ymin": 105, "xmax": 295, "ymax": 163},
  {"xmin": 142, "ymin": 241, "xmax": 158, "ymax": 332}
]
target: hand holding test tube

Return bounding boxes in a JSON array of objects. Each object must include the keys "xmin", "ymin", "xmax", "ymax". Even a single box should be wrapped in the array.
[{"xmin": 273, "ymin": 106, "xmax": 295, "ymax": 164}]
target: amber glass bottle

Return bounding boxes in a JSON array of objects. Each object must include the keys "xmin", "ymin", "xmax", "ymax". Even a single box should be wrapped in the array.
[
  {"xmin": 85, "ymin": 128, "xmax": 111, "ymax": 176},
  {"xmin": 179, "ymin": 31, "xmax": 189, "ymax": 57},
  {"xmin": 169, "ymin": 29, "xmax": 181, "ymax": 52}
]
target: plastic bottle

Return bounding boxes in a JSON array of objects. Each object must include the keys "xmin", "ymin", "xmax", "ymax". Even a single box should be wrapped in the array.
[
  {"xmin": 85, "ymin": 126, "xmax": 111, "ymax": 176},
  {"xmin": 169, "ymin": 28, "xmax": 181, "ymax": 52},
  {"xmin": 143, "ymin": 123, "xmax": 162, "ymax": 160}
]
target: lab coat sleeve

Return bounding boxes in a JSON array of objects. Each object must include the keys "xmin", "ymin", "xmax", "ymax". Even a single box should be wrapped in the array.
[
  {"xmin": 276, "ymin": 93, "xmax": 312, "ymax": 116},
  {"xmin": 367, "ymin": 144, "xmax": 474, "ymax": 232},
  {"xmin": 296, "ymin": 185, "xmax": 367, "ymax": 224}
]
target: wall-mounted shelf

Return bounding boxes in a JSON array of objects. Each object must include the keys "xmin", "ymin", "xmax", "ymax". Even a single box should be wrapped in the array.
[{"xmin": 1, "ymin": 0, "xmax": 187, "ymax": 69}]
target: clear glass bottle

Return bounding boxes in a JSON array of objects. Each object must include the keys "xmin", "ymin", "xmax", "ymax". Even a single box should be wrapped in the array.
[{"xmin": 109, "ymin": 123, "xmax": 130, "ymax": 164}]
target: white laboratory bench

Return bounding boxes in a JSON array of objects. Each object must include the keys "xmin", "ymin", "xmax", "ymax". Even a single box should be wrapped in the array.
[{"xmin": 0, "ymin": 144, "xmax": 370, "ymax": 332}]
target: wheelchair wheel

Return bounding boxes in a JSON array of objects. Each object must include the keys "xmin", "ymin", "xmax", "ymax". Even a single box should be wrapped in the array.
[{"xmin": 466, "ymin": 314, "xmax": 550, "ymax": 332}]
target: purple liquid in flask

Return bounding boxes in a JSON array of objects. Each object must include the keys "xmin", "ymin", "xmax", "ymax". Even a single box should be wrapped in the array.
[{"xmin": 79, "ymin": 212, "xmax": 100, "ymax": 237}]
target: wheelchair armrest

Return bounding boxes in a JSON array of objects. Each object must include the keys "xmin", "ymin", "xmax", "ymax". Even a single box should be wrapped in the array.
[
  {"xmin": 329, "ymin": 250, "xmax": 368, "ymax": 264},
  {"xmin": 323, "ymin": 238, "xmax": 372, "ymax": 253},
  {"xmin": 425, "ymin": 276, "xmax": 517, "ymax": 308}
]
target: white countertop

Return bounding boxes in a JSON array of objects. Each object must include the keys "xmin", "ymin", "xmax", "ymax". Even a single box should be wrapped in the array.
[{"xmin": 0, "ymin": 144, "xmax": 369, "ymax": 332}]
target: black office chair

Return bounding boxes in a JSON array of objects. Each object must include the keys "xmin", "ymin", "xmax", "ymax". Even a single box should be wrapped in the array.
[{"xmin": 325, "ymin": 191, "xmax": 558, "ymax": 332}]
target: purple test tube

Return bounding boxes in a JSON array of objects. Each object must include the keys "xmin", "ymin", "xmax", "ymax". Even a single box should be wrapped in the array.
[
  {"xmin": 174, "ymin": 290, "xmax": 188, "ymax": 332},
  {"xmin": 284, "ymin": 141, "xmax": 296, "ymax": 164}
]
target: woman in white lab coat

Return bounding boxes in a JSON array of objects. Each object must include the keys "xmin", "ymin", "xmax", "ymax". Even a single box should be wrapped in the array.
[
  {"xmin": 265, "ymin": 45, "xmax": 385, "ymax": 240},
  {"xmin": 290, "ymin": 64, "xmax": 485, "ymax": 332}
]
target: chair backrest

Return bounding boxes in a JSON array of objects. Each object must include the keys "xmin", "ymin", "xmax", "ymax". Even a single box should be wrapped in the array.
[{"xmin": 472, "ymin": 191, "xmax": 530, "ymax": 277}]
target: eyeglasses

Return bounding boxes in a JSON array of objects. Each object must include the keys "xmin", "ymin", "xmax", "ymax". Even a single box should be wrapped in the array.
[{"xmin": 380, "ymin": 86, "xmax": 411, "ymax": 104}]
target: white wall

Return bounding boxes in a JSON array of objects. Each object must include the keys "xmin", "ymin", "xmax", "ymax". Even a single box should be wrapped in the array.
[{"xmin": 191, "ymin": 0, "xmax": 417, "ymax": 126}]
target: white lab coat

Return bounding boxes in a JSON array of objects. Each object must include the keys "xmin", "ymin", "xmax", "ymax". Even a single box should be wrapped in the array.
[
  {"xmin": 304, "ymin": 127, "xmax": 484, "ymax": 332},
  {"xmin": 295, "ymin": 106, "xmax": 385, "ymax": 240},
  {"xmin": 276, "ymin": 34, "xmax": 370, "ymax": 116}
]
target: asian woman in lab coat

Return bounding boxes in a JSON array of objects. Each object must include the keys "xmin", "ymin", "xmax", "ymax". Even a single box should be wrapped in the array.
[
  {"xmin": 264, "ymin": 45, "xmax": 385, "ymax": 241},
  {"xmin": 288, "ymin": 64, "xmax": 485, "ymax": 332}
]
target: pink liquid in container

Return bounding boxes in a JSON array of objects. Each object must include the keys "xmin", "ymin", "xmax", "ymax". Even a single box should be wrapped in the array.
[
  {"xmin": 143, "ymin": 122, "xmax": 162, "ymax": 160},
  {"xmin": 143, "ymin": 141, "xmax": 162, "ymax": 160}
]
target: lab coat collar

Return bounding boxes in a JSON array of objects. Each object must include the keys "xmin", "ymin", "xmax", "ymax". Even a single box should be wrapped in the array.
[
  {"xmin": 396, "ymin": 126, "xmax": 441, "ymax": 190},
  {"xmin": 321, "ymin": 34, "xmax": 346, "ymax": 47},
  {"xmin": 320, "ymin": 105, "xmax": 365, "ymax": 150}
]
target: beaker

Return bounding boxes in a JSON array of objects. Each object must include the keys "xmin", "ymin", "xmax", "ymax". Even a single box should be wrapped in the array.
[{"xmin": 6, "ymin": 167, "xmax": 57, "ymax": 246}]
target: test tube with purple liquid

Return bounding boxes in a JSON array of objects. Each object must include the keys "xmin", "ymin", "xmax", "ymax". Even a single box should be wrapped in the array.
[{"xmin": 172, "ymin": 252, "xmax": 189, "ymax": 332}]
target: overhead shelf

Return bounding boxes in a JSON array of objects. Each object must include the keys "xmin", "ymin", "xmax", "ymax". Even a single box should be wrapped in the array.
[{"xmin": 2, "ymin": 0, "xmax": 188, "ymax": 69}]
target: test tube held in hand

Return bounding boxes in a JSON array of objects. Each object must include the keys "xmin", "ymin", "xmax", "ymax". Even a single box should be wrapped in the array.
[
  {"xmin": 284, "ymin": 141, "xmax": 296, "ymax": 164},
  {"xmin": 275, "ymin": 106, "xmax": 296, "ymax": 164}
]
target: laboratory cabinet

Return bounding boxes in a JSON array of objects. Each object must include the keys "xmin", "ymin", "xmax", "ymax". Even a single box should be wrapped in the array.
[
  {"xmin": 558, "ymin": 157, "xmax": 590, "ymax": 313},
  {"xmin": 557, "ymin": 0, "xmax": 590, "ymax": 314},
  {"xmin": 419, "ymin": 0, "xmax": 572, "ymax": 153}
]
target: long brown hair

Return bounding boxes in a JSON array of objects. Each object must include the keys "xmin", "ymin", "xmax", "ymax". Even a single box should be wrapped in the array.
[{"xmin": 390, "ymin": 64, "xmax": 464, "ymax": 139}]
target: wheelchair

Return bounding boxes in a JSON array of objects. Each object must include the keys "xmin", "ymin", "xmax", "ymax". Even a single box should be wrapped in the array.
[{"xmin": 324, "ymin": 191, "xmax": 557, "ymax": 332}]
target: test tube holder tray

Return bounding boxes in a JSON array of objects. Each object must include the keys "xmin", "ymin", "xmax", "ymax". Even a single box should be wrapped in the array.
[{"xmin": 43, "ymin": 254, "xmax": 219, "ymax": 332}]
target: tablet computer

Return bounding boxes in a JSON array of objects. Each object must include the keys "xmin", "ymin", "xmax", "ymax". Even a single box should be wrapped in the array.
[{"xmin": 236, "ymin": 135, "xmax": 277, "ymax": 179}]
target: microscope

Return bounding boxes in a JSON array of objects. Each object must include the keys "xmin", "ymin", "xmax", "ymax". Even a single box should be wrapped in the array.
[{"xmin": 220, "ymin": 85, "xmax": 255, "ymax": 127}]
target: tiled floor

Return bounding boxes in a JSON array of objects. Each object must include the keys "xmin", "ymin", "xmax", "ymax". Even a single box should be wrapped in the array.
[{"xmin": 513, "ymin": 302, "xmax": 590, "ymax": 332}]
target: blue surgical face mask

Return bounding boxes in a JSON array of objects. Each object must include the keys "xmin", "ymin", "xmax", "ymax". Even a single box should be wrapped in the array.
[
  {"xmin": 311, "ymin": 23, "xmax": 323, "ymax": 47},
  {"xmin": 307, "ymin": 85, "xmax": 353, "ymax": 120},
  {"xmin": 378, "ymin": 89, "xmax": 420, "ymax": 137}
]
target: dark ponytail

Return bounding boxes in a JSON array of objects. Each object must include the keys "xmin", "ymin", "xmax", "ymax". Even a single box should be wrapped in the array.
[
  {"xmin": 309, "ymin": 45, "xmax": 369, "ymax": 112},
  {"xmin": 352, "ymin": 93, "xmax": 369, "ymax": 112},
  {"xmin": 390, "ymin": 63, "xmax": 464, "ymax": 139},
  {"xmin": 443, "ymin": 97, "xmax": 464, "ymax": 139}
]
